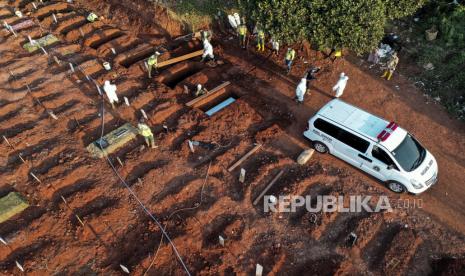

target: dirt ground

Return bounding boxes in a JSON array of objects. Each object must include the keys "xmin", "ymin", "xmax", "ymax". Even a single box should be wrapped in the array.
[{"xmin": 0, "ymin": 0, "xmax": 464, "ymax": 275}]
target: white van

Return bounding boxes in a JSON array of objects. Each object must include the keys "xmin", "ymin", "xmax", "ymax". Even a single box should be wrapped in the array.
[{"xmin": 304, "ymin": 99, "xmax": 438, "ymax": 194}]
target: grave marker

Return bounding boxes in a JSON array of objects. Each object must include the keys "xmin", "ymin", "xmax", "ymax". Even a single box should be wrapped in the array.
[
  {"xmin": 120, "ymin": 264, "xmax": 130, "ymax": 274},
  {"xmin": 53, "ymin": 56, "xmax": 61, "ymax": 65},
  {"xmin": 18, "ymin": 153, "xmax": 26, "ymax": 164},
  {"xmin": 239, "ymin": 168, "xmax": 246, "ymax": 183},
  {"xmin": 256, "ymin": 264, "xmax": 263, "ymax": 276},
  {"xmin": 40, "ymin": 46, "xmax": 48, "ymax": 55},
  {"xmin": 219, "ymin": 235, "xmax": 225, "ymax": 246},
  {"xmin": 30, "ymin": 172, "xmax": 42, "ymax": 183},
  {"xmin": 15, "ymin": 261, "xmax": 24, "ymax": 272},
  {"xmin": 188, "ymin": 140, "xmax": 195, "ymax": 153},
  {"xmin": 141, "ymin": 109, "xmax": 148, "ymax": 120},
  {"xmin": 0, "ymin": 236, "xmax": 7, "ymax": 245}
]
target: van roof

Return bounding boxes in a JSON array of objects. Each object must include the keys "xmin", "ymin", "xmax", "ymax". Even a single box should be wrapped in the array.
[{"xmin": 316, "ymin": 99, "xmax": 407, "ymax": 152}]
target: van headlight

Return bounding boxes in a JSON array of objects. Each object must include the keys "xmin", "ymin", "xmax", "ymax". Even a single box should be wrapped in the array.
[{"xmin": 410, "ymin": 179, "xmax": 424, "ymax": 189}]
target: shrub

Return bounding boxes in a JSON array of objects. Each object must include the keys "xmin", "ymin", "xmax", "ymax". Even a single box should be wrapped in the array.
[
  {"xmin": 383, "ymin": 0, "xmax": 427, "ymax": 20},
  {"xmin": 239, "ymin": 0, "xmax": 426, "ymax": 53}
]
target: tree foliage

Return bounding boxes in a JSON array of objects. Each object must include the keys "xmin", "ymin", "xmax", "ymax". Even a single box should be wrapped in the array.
[
  {"xmin": 239, "ymin": 0, "xmax": 426, "ymax": 53},
  {"xmin": 306, "ymin": 0, "xmax": 386, "ymax": 53},
  {"xmin": 240, "ymin": 0, "xmax": 308, "ymax": 43},
  {"xmin": 383, "ymin": 0, "xmax": 427, "ymax": 20}
]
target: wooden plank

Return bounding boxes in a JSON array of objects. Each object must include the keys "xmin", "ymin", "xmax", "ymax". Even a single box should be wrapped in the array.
[
  {"xmin": 253, "ymin": 170, "xmax": 284, "ymax": 206},
  {"xmin": 186, "ymin": 81, "xmax": 231, "ymax": 107},
  {"xmin": 228, "ymin": 143, "xmax": 262, "ymax": 172},
  {"xmin": 174, "ymin": 31, "xmax": 201, "ymax": 41},
  {"xmin": 157, "ymin": 50, "xmax": 204, "ymax": 68}
]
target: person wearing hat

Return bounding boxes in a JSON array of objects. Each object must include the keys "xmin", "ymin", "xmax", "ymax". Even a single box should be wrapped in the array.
[
  {"xmin": 285, "ymin": 48, "xmax": 296, "ymax": 74},
  {"xmin": 194, "ymin": 84, "xmax": 207, "ymax": 97},
  {"xmin": 381, "ymin": 51, "xmax": 399, "ymax": 81},
  {"xmin": 137, "ymin": 118, "xmax": 157, "ymax": 149},
  {"xmin": 147, "ymin": 51, "xmax": 160, "ymax": 78},
  {"xmin": 332, "ymin": 72, "xmax": 349, "ymax": 98}
]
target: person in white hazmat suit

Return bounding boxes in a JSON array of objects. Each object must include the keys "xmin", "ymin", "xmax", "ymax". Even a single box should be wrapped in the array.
[
  {"xmin": 103, "ymin": 80, "xmax": 118, "ymax": 109},
  {"xmin": 295, "ymin": 78, "xmax": 307, "ymax": 104},
  {"xmin": 201, "ymin": 39, "xmax": 214, "ymax": 62},
  {"xmin": 332, "ymin": 72, "xmax": 349, "ymax": 98},
  {"xmin": 228, "ymin": 14, "xmax": 238, "ymax": 30}
]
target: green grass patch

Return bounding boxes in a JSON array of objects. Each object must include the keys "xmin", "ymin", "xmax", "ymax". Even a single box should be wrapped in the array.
[
  {"xmin": 0, "ymin": 192, "xmax": 29, "ymax": 223},
  {"xmin": 164, "ymin": 0, "xmax": 238, "ymax": 31}
]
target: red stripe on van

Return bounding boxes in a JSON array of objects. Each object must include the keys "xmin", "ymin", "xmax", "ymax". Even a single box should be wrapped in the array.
[
  {"xmin": 378, "ymin": 122, "xmax": 397, "ymax": 141},
  {"xmin": 381, "ymin": 132, "xmax": 391, "ymax": 141},
  {"xmin": 377, "ymin": 130, "xmax": 387, "ymax": 140}
]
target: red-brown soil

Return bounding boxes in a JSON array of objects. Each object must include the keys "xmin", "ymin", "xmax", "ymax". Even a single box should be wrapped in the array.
[{"xmin": 0, "ymin": 0, "xmax": 464, "ymax": 275}]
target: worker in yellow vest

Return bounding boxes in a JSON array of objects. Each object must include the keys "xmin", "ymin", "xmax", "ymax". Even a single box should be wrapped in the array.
[
  {"xmin": 147, "ymin": 51, "xmax": 160, "ymax": 78},
  {"xmin": 238, "ymin": 24, "xmax": 247, "ymax": 49},
  {"xmin": 333, "ymin": 49, "xmax": 342, "ymax": 62},
  {"xmin": 87, "ymin": 12, "xmax": 98, "ymax": 22},
  {"xmin": 256, "ymin": 29, "xmax": 265, "ymax": 52},
  {"xmin": 381, "ymin": 52, "xmax": 399, "ymax": 81},
  {"xmin": 285, "ymin": 48, "xmax": 296, "ymax": 74},
  {"xmin": 138, "ymin": 119, "xmax": 157, "ymax": 149},
  {"xmin": 328, "ymin": 48, "xmax": 343, "ymax": 62}
]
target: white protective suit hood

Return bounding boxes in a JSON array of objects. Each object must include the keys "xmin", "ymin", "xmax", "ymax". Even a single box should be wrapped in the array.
[
  {"xmin": 296, "ymin": 78, "xmax": 307, "ymax": 101},
  {"xmin": 103, "ymin": 80, "xmax": 118, "ymax": 103},
  {"xmin": 202, "ymin": 40, "xmax": 214, "ymax": 59},
  {"xmin": 332, "ymin": 73, "xmax": 349, "ymax": 98}
]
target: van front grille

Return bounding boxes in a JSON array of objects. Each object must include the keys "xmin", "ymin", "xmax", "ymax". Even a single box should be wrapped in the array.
[{"xmin": 425, "ymin": 172, "xmax": 438, "ymax": 187}]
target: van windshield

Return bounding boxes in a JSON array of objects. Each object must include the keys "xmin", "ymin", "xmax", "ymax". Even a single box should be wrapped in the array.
[{"xmin": 391, "ymin": 134, "xmax": 426, "ymax": 172}]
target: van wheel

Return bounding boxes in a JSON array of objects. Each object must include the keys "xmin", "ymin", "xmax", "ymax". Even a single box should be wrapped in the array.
[
  {"xmin": 313, "ymin": 141, "xmax": 328, "ymax": 153},
  {"xmin": 387, "ymin": 181, "xmax": 406, "ymax": 193}
]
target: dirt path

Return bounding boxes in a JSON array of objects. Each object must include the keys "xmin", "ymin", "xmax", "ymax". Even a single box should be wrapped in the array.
[{"xmin": 222, "ymin": 45, "xmax": 465, "ymax": 234}]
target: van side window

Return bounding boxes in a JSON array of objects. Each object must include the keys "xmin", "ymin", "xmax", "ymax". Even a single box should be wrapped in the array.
[
  {"xmin": 338, "ymin": 128, "xmax": 370, "ymax": 153},
  {"xmin": 314, "ymin": 118, "xmax": 369, "ymax": 153},
  {"xmin": 372, "ymin": 146, "xmax": 397, "ymax": 168},
  {"xmin": 314, "ymin": 118, "xmax": 340, "ymax": 138}
]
